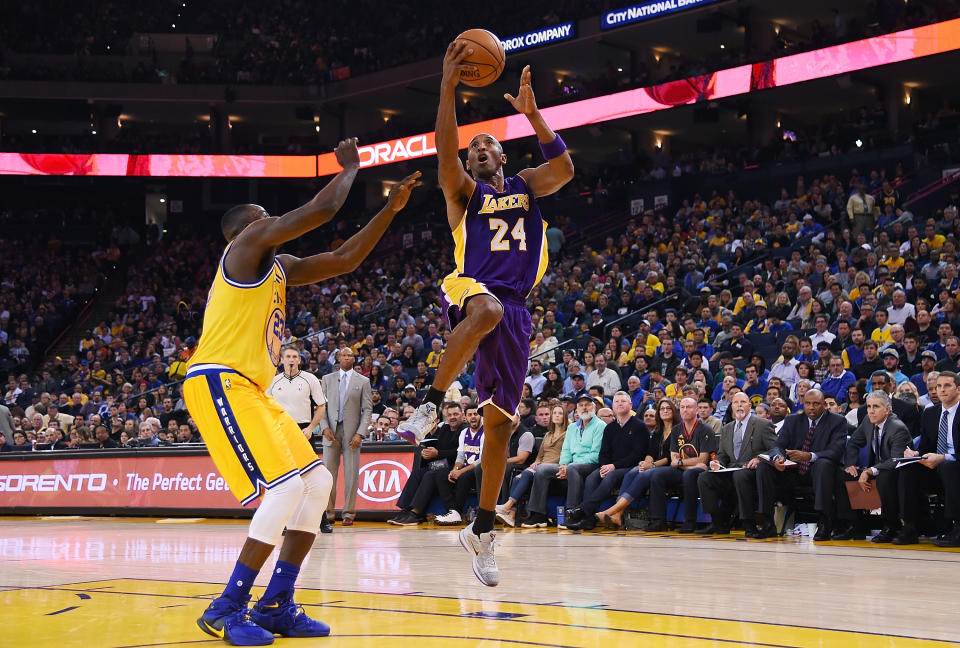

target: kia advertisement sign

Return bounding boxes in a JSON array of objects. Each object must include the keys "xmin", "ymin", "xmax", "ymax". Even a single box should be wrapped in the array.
[
  {"xmin": 356, "ymin": 459, "xmax": 410, "ymax": 503},
  {"xmin": 0, "ymin": 449, "xmax": 415, "ymax": 515}
]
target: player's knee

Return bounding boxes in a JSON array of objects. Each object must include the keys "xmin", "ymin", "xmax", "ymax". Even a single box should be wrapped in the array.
[
  {"xmin": 248, "ymin": 475, "xmax": 306, "ymax": 545},
  {"xmin": 285, "ymin": 467, "xmax": 333, "ymax": 535},
  {"xmin": 304, "ymin": 465, "xmax": 333, "ymax": 502}
]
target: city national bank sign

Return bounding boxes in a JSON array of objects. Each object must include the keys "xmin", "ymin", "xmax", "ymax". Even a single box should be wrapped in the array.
[{"xmin": 602, "ymin": 0, "xmax": 720, "ymax": 29}]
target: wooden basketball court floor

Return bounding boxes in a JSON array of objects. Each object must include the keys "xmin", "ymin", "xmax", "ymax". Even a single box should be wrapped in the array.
[{"xmin": 1, "ymin": 517, "xmax": 958, "ymax": 648}]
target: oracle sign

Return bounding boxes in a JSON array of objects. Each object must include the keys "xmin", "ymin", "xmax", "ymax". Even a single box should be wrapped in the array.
[
  {"xmin": 357, "ymin": 135, "xmax": 437, "ymax": 168},
  {"xmin": 356, "ymin": 459, "xmax": 411, "ymax": 503}
]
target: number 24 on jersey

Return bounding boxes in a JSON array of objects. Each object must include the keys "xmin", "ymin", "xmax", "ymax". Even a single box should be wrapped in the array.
[{"xmin": 489, "ymin": 217, "xmax": 527, "ymax": 252}]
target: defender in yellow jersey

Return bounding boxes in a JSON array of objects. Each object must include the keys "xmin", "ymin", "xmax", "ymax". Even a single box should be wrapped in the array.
[{"xmin": 185, "ymin": 137, "xmax": 422, "ymax": 646}]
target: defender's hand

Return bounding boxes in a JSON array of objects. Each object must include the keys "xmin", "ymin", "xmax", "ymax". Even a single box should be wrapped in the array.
[
  {"xmin": 386, "ymin": 171, "xmax": 423, "ymax": 212},
  {"xmin": 504, "ymin": 65, "xmax": 538, "ymax": 116},
  {"xmin": 442, "ymin": 41, "xmax": 476, "ymax": 87},
  {"xmin": 335, "ymin": 138, "xmax": 360, "ymax": 168}
]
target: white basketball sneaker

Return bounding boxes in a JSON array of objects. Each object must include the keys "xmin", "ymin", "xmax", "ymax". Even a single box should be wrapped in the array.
[
  {"xmin": 459, "ymin": 521, "xmax": 499, "ymax": 587},
  {"xmin": 435, "ymin": 509, "xmax": 463, "ymax": 526},
  {"xmin": 397, "ymin": 402, "xmax": 438, "ymax": 443}
]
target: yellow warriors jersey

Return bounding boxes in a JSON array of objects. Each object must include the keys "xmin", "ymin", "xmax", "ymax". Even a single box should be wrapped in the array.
[{"xmin": 187, "ymin": 244, "xmax": 286, "ymax": 390}]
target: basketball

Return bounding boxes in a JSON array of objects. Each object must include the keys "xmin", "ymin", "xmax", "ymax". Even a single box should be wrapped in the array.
[{"xmin": 455, "ymin": 28, "xmax": 505, "ymax": 87}]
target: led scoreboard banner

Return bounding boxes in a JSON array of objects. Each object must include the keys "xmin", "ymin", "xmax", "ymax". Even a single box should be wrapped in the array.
[
  {"xmin": 3, "ymin": 18, "xmax": 960, "ymax": 178},
  {"xmin": 313, "ymin": 17, "xmax": 960, "ymax": 176}
]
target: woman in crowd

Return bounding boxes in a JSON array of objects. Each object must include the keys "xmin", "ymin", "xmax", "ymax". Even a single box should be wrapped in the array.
[
  {"xmin": 592, "ymin": 398, "xmax": 677, "ymax": 529},
  {"xmin": 495, "ymin": 403, "xmax": 568, "ymax": 527},
  {"xmin": 400, "ymin": 344, "xmax": 418, "ymax": 372},
  {"xmin": 603, "ymin": 342, "xmax": 620, "ymax": 372},
  {"xmin": 895, "ymin": 380, "xmax": 921, "ymax": 404},
  {"xmin": 790, "ymin": 364, "xmax": 820, "ymax": 404},
  {"xmin": 540, "ymin": 368, "xmax": 564, "ymax": 400},
  {"xmin": 790, "ymin": 378, "xmax": 818, "ymax": 412},
  {"xmin": 844, "ymin": 379, "xmax": 867, "ymax": 426},
  {"xmin": 582, "ymin": 351, "xmax": 596, "ymax": 375},
  {"xmin": 804, "ymin": 300, "xmax": 827, "ymax": 329}
]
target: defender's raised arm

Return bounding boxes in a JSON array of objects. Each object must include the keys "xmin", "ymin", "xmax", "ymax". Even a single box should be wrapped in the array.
[{"xmin": 277, "ymin": 171, "xmax": 422, "ymax": 286}]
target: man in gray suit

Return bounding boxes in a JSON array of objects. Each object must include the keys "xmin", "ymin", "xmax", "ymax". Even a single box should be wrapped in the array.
[
  {"xmin": 321, "ymin": 347, "xmax": 373, "ymax": 526},
  {"xmin": 0, "ymin": 404, "xmax": 16, "ymax": 446},
  {"xmin": 834, "ymin": 390, "xmax": 915, "ymax": 543},
  {"xmin": 697, "ymin": 392, "xmax": 777, "ymax": 536}
]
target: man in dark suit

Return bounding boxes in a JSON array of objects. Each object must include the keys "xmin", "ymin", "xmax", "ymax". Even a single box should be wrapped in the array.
[
  {"xmin": 697, "ymin": 392, "xmax": 777, "ymax": 536},
  {"xmin": 901, "ymin": 371, "xmax": 960, "ymax": 547},
  {"xmin": 755, "ymin": 389, "xmax": 847, "ymax": 540},
  {"xmin": 834, "ymin": 392, "xmax": 915, "ymax": 543},
  {"xmin": 855, "ymin": 371, "xmax": 921, "ymax": 432}
]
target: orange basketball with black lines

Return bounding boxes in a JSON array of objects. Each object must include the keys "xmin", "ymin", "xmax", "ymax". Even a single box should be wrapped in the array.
[{"xmin": 455, "ymin": 28, "xmax": 505, "ymax": 87}]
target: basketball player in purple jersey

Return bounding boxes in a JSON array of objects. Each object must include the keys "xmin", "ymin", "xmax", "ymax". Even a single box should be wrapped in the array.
[{"xmin": 398, "ymin": 40, "xmax": 573, "ymax": 586}]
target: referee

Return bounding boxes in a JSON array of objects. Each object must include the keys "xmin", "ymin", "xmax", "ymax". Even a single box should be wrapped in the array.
[
  {"xmin": 267, "ymin": 345, "xmax": 328, "ymax": 439},
  {"xmin": 267, "ymin": 344, "xmax": 333, "ymax": 533}
]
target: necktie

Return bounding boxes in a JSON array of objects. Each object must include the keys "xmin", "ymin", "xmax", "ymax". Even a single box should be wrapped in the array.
[
  {"xmin": 733, "ymin": 421, "xmax": 744, "ymax": 460},
  {"xmin": 338, "ymin": 371, "xmax": 348, "ymax": 423},
  {"xmin": 798, "ymin": 421, "xmax": 816, "ymax": 476},
  {"xmin": 872, "ymin": 425, "xmax": 880, "ymax": 462},
  {"xmin": 938, "ymin": 409, "xmax": 950, "ymax": 455}
]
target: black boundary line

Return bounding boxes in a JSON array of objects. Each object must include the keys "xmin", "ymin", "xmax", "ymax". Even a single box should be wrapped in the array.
[
  {"xmin": 22, "ymin": 579, "xmax": 958, "ymax": 646},
  {"xmin": 45, "ymin": 606, "xmax": 79, "ymax": 615}
]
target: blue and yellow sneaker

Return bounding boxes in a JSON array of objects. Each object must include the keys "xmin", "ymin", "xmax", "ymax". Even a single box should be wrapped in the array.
[
  {"xmin": 197, "ymin": 595, "xmax": 274, "ymax": 646},
  {"xmin": 250, "ymin": 596, "xmax": 331, "ymax": 638}
]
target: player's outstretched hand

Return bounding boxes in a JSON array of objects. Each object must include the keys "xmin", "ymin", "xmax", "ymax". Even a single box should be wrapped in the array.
[
  {"xmin": 504, "ymin": 65, "xmax": 537, "ymax": 116},
  {"xmin": 335, "ymin": 137, "xmax": 360, "ymax": 168},
  {"xmin": 442, "ymin": 40, "xmax": 477, "ymax": 87},
  {"xmin": 386, "ymin": 171, "xmax": 423, "ymax": 212}
]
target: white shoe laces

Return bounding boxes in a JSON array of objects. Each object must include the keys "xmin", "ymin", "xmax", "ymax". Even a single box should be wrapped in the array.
[
  {"xmin": 401, "ymin": 404, "xmax": 436, "ymax": 436},
  {"xmin": 476, "ymin": 532, "xmax": 498, "ymax": 570}
]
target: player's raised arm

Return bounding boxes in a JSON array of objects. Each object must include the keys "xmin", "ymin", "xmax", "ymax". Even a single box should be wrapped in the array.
[
  {"xmin": 437, "ymin": 41, "xmax": 477, "ymax": 226},
  {"xmin": 243, "ymin": 138, "xmax": 361, "ymax": 249},
  {"xmin": 508, "ymin": 66, "xmax": 574, "ymax": 198},
  {"xmin": 277, "ymin": 171, "xmax": 422, "ymax": 286}
]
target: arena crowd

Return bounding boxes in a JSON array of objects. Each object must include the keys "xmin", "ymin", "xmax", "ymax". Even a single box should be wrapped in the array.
[{"xmin": 2, "ymin": 153, "xmax": 959, "ymax": 546}]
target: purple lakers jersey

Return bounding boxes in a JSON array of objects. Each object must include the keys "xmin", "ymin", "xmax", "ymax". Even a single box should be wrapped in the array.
[{"xmin": 449, "ymin": 175, "xmax": 549, "ymax": 298}]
